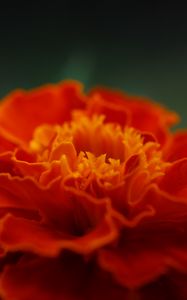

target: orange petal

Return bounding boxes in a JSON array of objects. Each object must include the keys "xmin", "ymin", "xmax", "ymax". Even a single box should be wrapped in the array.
[
  {"xmin": 89, "ymin": 87, "xmax": 179, "ymax": 144},
  {"xmin": 97, "ymin": 183, "xmax": 187, "ymax": 289},
  {"xmin": 0, "ymin": 181, "xmax": 118, "ymax": 256},
  {"xmin": 159, "ymin": 158, "xmax": 187, "ymax": 198},
  {"xmin": 164, "ymin": 131, "xmax": 187, "ymax": 162},
  {"xmin": 0, "ymin": 81, "xmax": 86, "ymax": 142},
  {"xmin": 0, "ymin": 128, "xmax": 19, "ymax": 154},
  {"xmin": 0, "ymin": 152, "xmax": 15, "ymax": 175},
  {"xmin": 12, "ymin": 159, "xmax": 47, "ymax": 180},
  {"xmin": 0, "ymin": 174, "xmax": 41, "ymax": 209},
  {"xmin": 98, "ymin": 247, "xmax": 167, "ymax": 289},
  {"xmin": 87, "ymin": 94, "xmax": 130, "ymax": 126},
  {"xmin": 132, "ymin": 184, "xmax": 187, "ymax": 226},
  {"xmin": 98, "ymin": 223, "xmax": 187, "ymax": 289}
]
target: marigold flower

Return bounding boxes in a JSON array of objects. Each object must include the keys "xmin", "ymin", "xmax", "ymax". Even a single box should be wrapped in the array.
[{"xmin": 0, "ymin": 81, "xmax": 186, "ymax": 300}]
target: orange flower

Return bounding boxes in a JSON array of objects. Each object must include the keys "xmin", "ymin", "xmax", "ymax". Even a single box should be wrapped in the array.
[{"xmin": 0, "ymin": 81, "xmax": 186, "ymax": 300}]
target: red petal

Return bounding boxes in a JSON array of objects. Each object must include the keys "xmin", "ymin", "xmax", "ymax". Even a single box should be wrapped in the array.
[
  {"xmin": 87, "ymin": 94, "xmax": 130, "ymax": 126},
  {"xmin": 89, "ymin": 87, "xmax": 179, "ymax": 144},
  {"xmin": 12, "ymin": 156, "xmax": 47, "ymax": 180},
  {"xmin": 97, "ymin": 182, "xmax": 187, "ymax": 289},
  {"xmin": 139, "ymin": 274, "xmax": 186, "ymax": 300},
  {"xmin": 98, "ymin": 247, "xmax": 167, "ymax": 289},
  {"xmin": 0, "ymin": 81, "xmax": 86, "ymax": 142},
  {"xmin": 164, "ymin": 131, "xmax": 187, "ymax": 162},
  {"xmin": 169, "ymin": 272, "xmax": 187, "ymax": 300},
  {"xmin": 0, "ymin": 128, "xmax": 19, "ymax": 154},
  {"xmin": 159, "ymin": 158, "xmax": 187, "ymax": 198},
  {"xmin": 0, "ymin": 253, "xmax": 87, "ymax": 300},
  {"xmin": 0, "ymin": 174, "xmax": 40, "ymax": 209},
  {"xmin": 0, "ymin": 179, "xmax": 118, "ymax": 256},
  {"xmin": 0, "ymin": 152, "xmax": 15, "ymax": 175},
  {"xmin": 0, "ymin": 253, "xmax": 128, "ymax": 300}
]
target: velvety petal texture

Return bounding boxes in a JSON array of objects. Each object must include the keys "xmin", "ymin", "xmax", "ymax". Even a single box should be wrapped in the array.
[{"xmin": 0, "ymin": 81, "xmax": 186, "ymax": 300}]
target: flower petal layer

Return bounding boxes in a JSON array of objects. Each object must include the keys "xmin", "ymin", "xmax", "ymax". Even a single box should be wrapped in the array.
[
  {"xmin": 0, "ymin": 253, "xmax": 129, "ymax": 300},
  {"xmin": 0, "ymin": 81, "xmax": 86, "ymax": 142}
]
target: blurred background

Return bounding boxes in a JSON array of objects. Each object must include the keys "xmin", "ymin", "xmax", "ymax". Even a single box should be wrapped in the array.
[{"xmin": 0, "ymin": 5, "xmax": 187, "ymax": 127}]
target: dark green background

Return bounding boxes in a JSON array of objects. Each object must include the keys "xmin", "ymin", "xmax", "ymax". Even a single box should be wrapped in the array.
[{"xmin": 0, "ymin": 8, "xmax": 187, "ymax": 128}]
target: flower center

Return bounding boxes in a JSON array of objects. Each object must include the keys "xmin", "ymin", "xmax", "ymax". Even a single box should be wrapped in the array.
[{"xmin": 28, "ymin": 112, "xmax": 167, "ymax": 196}]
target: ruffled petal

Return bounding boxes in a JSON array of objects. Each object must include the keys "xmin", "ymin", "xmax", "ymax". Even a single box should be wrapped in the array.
[
  {"xmin": 0, "ymin": 174, "xmax": 41, "ymax": 210},
  {"xmin": 98, "ymin": 232, "xmax": 187, "ymax": 290},
  {"xmin": 86, "ymin": 93, "xmax": 130, "ymax": 126},
  {"xmin": 159, "ymin": 158, "xmax": 187, "ymax": 198},
  {"xmin": 97, "ymin": 182, "xmax": 187, "ymax": 289},
  {"xmin": 89, "ymin": 87, "xmax": 179, "ymax": 144},
  {"xmin": 0, "ymin": 253, "xmax": 129, "ymax": 300},
  {"xmin": 0, "ymin": 253, "xmax": 87, "ymax": 300},
  {"xmin": 98, "ymin": 247, "xmax": 168, "ymax": 289},
  {"xmin": 0, "ymin": 152, "xmax": 15, "ymax": 175},
  {"xmin": 0, "ymin": 81, "xmax": 186, "ymax": 299},
  {"xmin": 0, "ymin": 81, "xmax": 86, "ymax": 142},
  {"xmin": 11, "ymin": 149, "xmax": 47, "ymax": 180},
  {"xmin": 164, "ymin": 131, "xmax": 187, "ymax": 162},
  {"xmin": 0, "ymin": 176, "xmax": 118, "ymax": 256}
]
